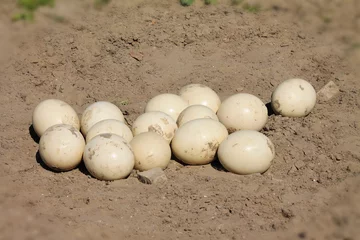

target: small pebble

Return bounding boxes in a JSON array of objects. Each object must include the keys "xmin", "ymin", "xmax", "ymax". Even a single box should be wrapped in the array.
[
  {"xmin": 295, "ymin": 160, "xmax": 306, "ymax": 169},
  {"xmin": 317, "ymin": 81, "xmax": 340, "ymax": 103},
  {"xmin": 298, "ymin": 33, "xmax": 306, "ymax": 39},
  {"xmin": 137, "ymin": 167, "xmax": 167, "ymax": 184}
]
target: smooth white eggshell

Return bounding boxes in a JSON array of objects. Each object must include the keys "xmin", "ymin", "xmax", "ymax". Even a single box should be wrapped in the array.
[
  {"xmin": 86, "ymin": 119, "xmax": 133, "ymax": 143},
  {"xmin": 130, "ymin": 132, "xmax": 171, "ymax": 171},
  {"xmin": 39, "ymin": 124, "xmax": 85, "ymax": 171},
  {"xmin": 32, "ymin": 99, "xmax": 80, "ymax": 137},
  {"xmin": 81, "ymin": 101, "xmax": 125, "ymax": 136},
  {"xmin": 218, "ymin": 130, "xmax": 275, "ymax": 175},
  {"xmin": 177, "ymin": 105, "xmax": 219, "ymax": 127},
  {"xmin": 271, "ymin": 78, "xmax": 317, "ymax": 117},
  {"xmin": 171, "ymin": 118, "xmax": 228, "ymax": 165},
  {"xmin": 83, "ymin": 134, "xmax": 134, "ymax": 181},
  {"xmin": 132, "ymin": 111, "xmax": 178, "ymax": 143},
  {"xmin": 217, "ymin": 93, "xmax": 268, "ymax": 133},
  {"xmin": 145, "ymin": 93, "xmax": 188, "ymax": 121},
  {"xmin": 179, "ymin": 84, "xmax": 221, "ymax": 113}
]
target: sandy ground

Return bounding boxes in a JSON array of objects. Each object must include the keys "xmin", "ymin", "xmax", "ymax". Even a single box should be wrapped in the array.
[{"xmin": 0, "ymin": 0, "xmax": 360, "ymax": 239}]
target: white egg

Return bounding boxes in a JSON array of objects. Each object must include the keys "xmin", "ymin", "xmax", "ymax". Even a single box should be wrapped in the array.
[
  {"xmin": 271, "ymin": 78, "xmax": 317, "ymax": 117},
  {"xmin": 81, "ymin": 101, "xmax": 125, "ymax": 136},
  {"xmin": 86, "ymin": 119, "xmax": 133, "ymax": 143},
  {"xmin": 32, "ymin": 99, "xmax": 80, "ymax": 137},
  {"xmin": 177, "ymin": 104, "xmax": 219, "ymax": 127},
  {"xmin": 218, "ymin": 130, "xmax": 275, "ymax": 175},
  {"xmin": 83, "ymin": 134, "xmax": 134, "ymax": 181},
  {"xmin": 130, "ymin": 132, "xmax": 171, "ymax": 171},
  {"xmin": 132, "ymin": 111, "xmax": 178, "ymax": 143},
  {"xmin": 217, "ymin": 93, "xmax": 268, "ymax": 133},
  {"xmin": 179, "ymin": 84, "xmax": 221, "ymax": 113},
  {"xmin": 39, "ymin": 124, "xmax": 85, "ymax": 171},
  {"xmin": 145, "ymin": 93, "xmax": 188, "ymax": 121},
  {"xmin": 171, "ymin": 118, "xmax": 228, "ymax": 165}
]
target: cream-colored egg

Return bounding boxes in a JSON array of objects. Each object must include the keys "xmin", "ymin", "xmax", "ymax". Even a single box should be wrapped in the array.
[
  {"xmin": 39, "ymin": 124, "xmax": 85, "ymax": 171},
  {"xmin": 145, "ymin": 93, "xmax": 188, "ymax": 121},
  {"xmin": 130, "ymin": 132, "xmax": 171, "ymax": 171},
  {"xmin": 179, "ymin": 84, "xmax": 221, "ymax": 113},
  {"xmin": 132, "ymin": 111, "xmax": 178, "ymax": 143},
  {"xmin": 177, "ymin": 105, "xmax": 219, "ymax": 127},
  {"xmin": 218, "ymin": 130, "xmax": 275, "ymax": 175},
  {"xmin": 81, "ymin": 101, "xmax": 125, "ymax": 136},
  {"xmin": 271, "ymin": 78, "xmax": 317, "ymax": 117},
  {"xmin": 171, "ymin": 118, "xmax": 228, "ymax": 165},
  {"xmin": 217, "ymin": 93, "xmax": 268, "ymax": 133},
  {"xmin": 86, "ymin": 119, "xmax": 133, "ymax": 143},
  {"xmin": 32, "ymin": 99, "xmax": 80, "ymax": 137},
  {"xmin": 83, "ymin": 134, "xmax": 134, "ymax": 181}
]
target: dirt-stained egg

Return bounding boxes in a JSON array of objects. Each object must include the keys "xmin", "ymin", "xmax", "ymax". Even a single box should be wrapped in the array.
[
  {"xmin": 132, "ymin": 111, "xmax": 178, "ymax": 143},
  {"xmin": 171, "ymin": 118, "xmax": 228, "ymax": 165},
  {"xmin": 271, "ymin": 78, "xmax": 317, "ymax": 117},
  {"xmin": 39, "ymin": 124, "xmax": 85, "ymax": 172},
  {"xmin": 86, "ymin": 119, "xmax": 133, "ymax": 143},
  {"xmin": 130, "ymin": 132, "xmax": 171, "ymax": 171},
  {"xmin": 81, "ymin": 101, "xmax": 125, "ymax": 136},
  {"xmin": 32, "ymin": 99, "xmax": 80, "ymax": 137},
  {"xmin": 217, "ymin": 93, "xmax": 268, "ymax": 133},
  {"xmin": 145, "ymin": 93, "xmax": 188, "ymax": 121},
  {"xmin": 179, "ymin": 84, "xmax": 221, "ymax": 113},
  {"xmin": 218, "ymin": 130, "xmax": 275, "ymax": 175},
  {"xmin": 177, "ymin": 104, "xmax": 219, "ymax": 127},
  {"xmin": 83, "ymin": 133, "xmax": 134, "ymax": 181}
]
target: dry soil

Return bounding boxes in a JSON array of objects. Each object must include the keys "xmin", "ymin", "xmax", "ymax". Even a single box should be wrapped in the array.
[{"xmin": 1, "ymin": 0, "xmax": 360, "ymax": 239}]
